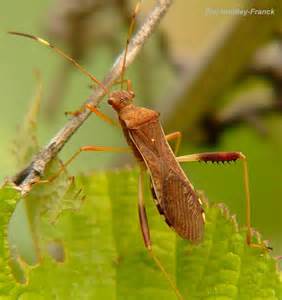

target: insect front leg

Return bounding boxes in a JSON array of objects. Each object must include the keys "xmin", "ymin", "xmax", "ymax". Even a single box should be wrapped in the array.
[
  {"xmin": 138, "ymin": 168, "xmax": 184, "ymax": 300},
  {"xmin": 111, "ymin": 79, "xmax": 133, "ymax": 92},
  {"xmin": 176, "ymin": 151, "xmax": 271, "ymax": 251},
  {"xmin": 85, "ymin": 104, "xmax": 120, "ymax": 127},
  {"xmin": 65, "ymin": 103, "xmax": 119, "ymax": 128}
]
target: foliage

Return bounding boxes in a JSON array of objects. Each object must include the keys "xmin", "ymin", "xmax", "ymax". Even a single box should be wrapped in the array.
[
  {"xmin": 0, "ymin": 170, "xmax": 281, "ymax": 299},
  {"xmin": 0, "ymin": 185, "xmax": 22, "ymax": 298},
  {"xmin": 0, "ymin": 2, "xmax": 281, "ymax": 299}
]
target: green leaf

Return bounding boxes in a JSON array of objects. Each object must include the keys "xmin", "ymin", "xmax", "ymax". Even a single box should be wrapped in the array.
[
  {"xmin": 176, "ymin": 203, "xmax": 281, "ymax": 299},
  {"xmin": 19, "ymin": 173, "xmax": 116, "ymax": 299},
  {"xmin": 1, "ymin": 170, "xmax": 281, "ymax": 299},
  {"xmin": 0, "ymin": 184, "xmax": 22, "ymax": 298}
]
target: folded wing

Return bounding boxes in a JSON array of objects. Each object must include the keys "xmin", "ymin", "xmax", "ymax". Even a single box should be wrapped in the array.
[{"xmin": 162, "ymin": 170, "xmax": 204, "ymax": 242}]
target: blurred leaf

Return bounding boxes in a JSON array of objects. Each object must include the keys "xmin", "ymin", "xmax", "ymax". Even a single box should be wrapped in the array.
[
  {"xmin": 1, "ymin": 170, "xmax": 281, "ymax": 299},
  {"xmin": 163, "ymin": 0, "xmax": 282, "ymax": 135},
  {"xmin": 11, "ymin": 71, "xmax": 42, "ymax": 170},
  {"xmin": 0, "ymin": 184, "xmax": 22, "ymax": 297},
  {"xmin": 8, "ymin": 72, "xmax": 85, "ymax": 272}
]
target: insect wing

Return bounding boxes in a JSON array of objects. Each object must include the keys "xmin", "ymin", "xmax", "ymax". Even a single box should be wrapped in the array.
[
  {"xmin": 128, "ymin": 119, "xmax": 204, "ymax": 242},
  {"xmin": 162, "ymin": 170, "xmax": 204, "ymax": 242}
]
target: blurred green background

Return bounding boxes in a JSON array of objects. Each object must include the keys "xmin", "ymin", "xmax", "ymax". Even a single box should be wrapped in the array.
[{"xmin": 0, "ymin": 0, "xmax": 281, "ymax": 263}]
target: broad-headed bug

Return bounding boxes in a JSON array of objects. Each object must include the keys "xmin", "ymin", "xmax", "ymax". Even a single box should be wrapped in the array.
[{"xmin": 9, "ymin": 1, "xmax": 269, "ymax": 299}]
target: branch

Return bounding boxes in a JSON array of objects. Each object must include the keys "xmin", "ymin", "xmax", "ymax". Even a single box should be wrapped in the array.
[{"xmin": 12, "ymin": 0, "xmax": 173, "ymax": 194}]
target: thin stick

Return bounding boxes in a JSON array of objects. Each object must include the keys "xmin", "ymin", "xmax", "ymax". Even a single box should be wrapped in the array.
[{"xmin": 11, "ymin": 0, "xmax": 173, "ymax": 194}]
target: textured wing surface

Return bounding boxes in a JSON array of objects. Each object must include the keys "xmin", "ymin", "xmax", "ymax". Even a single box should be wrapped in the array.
[
  {"xmin": 128, "ymin": 119, "xmax": 204, "ymax": 241},
  {"xmin": 128, "ymin": 120, "xmax": 169, "ymax": 197},
  {"xmin": 162, "ymin": 170, "xmax": 204, "ymax": 242}
]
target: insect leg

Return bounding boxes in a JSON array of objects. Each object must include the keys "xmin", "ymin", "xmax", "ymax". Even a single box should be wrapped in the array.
[
  {"xmin": 138, "ymin": 168, "xmax": 184, "ymax": 300},
  {"xmin": 85, "ymin": 104, "xmax": 120, "ymax": 127},
  {"xmin": 44, "ymin": 146, "xmax": 130, "ymax": 183},
  {"xmin": 66, "ymin": 102, "xmax": 120, "ymax": 128},
  {"xmin": 111, "ymin": 79, "xmax": 131, "ymax": 89},
  {"xmin": 165, "ymin": 131, "xmax": 182, "ymax": 155},
  {"xmin": 176, "ymin": 151, "xmax": 270, "ymax": 251},
  {"xmin": 120, "ymin": 1, "xmax": 141, "ymax": 88},
  {"xmin": 8, "ymin": 32, "xmax": 109, "ymax": 95}
]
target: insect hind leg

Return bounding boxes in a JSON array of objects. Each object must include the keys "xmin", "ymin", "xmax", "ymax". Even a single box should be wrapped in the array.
[{"xmin": 176, "ymin": 151, "xmax": 271, "ymax": 251}]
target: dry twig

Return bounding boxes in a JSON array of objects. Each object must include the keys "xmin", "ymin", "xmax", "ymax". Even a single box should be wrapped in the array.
[{"xmin": 11, "ymin": 0, "xmax": 173, "ymax": 194}]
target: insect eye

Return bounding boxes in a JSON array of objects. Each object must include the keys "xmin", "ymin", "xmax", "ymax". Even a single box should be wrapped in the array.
[{"xmin": 108, "ymin": 97, "xmax": 114, "ymax": 105}]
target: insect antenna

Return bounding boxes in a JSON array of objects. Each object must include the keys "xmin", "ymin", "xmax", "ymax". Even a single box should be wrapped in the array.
[
  {"xmin": 120, "ymin": 1, "xmax": 142, "ymax": 89},
  {"xmin": 8, "ymin": 31, "xmax": 109, "ymax": 95}
]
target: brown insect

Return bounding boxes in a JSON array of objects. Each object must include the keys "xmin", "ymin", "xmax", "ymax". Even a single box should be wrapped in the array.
[
  {"xmin": 108, "ymin": 88, "xmax": 205, "ymax": 241},
  {"xmin": 9, "ymin": 2, "xmax": 268, "ymax": 299}
]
